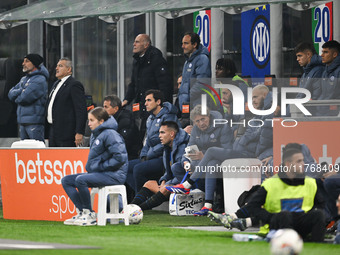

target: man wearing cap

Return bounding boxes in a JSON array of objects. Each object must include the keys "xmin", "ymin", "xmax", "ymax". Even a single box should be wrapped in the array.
[
  {"xmin": 8, "ymin": 53, "xmax": 49, "ymax": 142},
  {"xmin": 46, "ymin": 57, "xmax": 87, "ymax": 147}
]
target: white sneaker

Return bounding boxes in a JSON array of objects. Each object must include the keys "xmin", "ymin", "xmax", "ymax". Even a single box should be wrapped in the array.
[
  {"xmin": 74, "ymin": 209, "xmax": 97, "ymax": 226},
  {"xmin": 64, "ymin": 209, "xmax": 82, "ymax": 225}
]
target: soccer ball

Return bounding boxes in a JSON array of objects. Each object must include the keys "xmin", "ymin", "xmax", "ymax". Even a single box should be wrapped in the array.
[
  {"xmin": 270, "ymin": 229, "xmax": 303, "ymax": 255},
  {"xmin": 123, "ymin": 204, "xmax": 143, "ymax": 224}
]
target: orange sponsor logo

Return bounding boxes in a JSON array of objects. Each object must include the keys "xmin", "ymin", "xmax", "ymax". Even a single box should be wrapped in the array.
[{"xmin": 0, "ymin": 149, "xmax": 90, "ymax": 221}]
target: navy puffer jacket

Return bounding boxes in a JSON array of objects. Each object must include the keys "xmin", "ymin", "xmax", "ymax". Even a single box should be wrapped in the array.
[
  {"xmin": 182, "ymin": 110, "xmax": 233, "ymax": 164},
  {"xmin": 140, "ymin": 102, "xmax": 180, "ymax": 159},
  {"xmin": 159, "ymin": 128, "xmax": 190, "ymax": 183},
  {"xmin": 234, "ymin": 92, "xmax": 274, "ymax": 159},
  {"xmin": 8, "ymin": 65, "xmax": 49, "ymax": 124},
  {"xmin": 86, "ymin": 116, "xmax": 128, "ymax": 184},
  {"xmin": 179, "ymin": 44, "xmax": 211, "ymax": 110},
  {"xmin": 319, "ymin": 55, "xmax": 340, "ymax": 99},
  {"xmin": 297, "ymin": 54, "xmax": 324, "ymax": 100}
]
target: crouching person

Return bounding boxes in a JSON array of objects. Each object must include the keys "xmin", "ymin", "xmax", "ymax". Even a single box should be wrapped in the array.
[
  {"xmin": 62, "ymin": 107, "xmax": 128, "ymax": 226},
  {"xmin": 131, "ymin": 121, "xmax": 189, "ymax": 210},
  {"xmin": 209, "ymin": 148, "xmax": 326, "ymax": 242}
]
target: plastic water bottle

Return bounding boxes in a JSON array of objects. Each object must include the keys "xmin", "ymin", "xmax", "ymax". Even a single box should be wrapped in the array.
[{"xmin": 232, "ymin": 233, "xmax": 264, "ymax": 242}]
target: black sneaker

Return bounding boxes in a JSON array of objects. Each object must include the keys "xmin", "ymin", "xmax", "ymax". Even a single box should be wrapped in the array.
[{"xmin": 230, "ymin": 218, "xmax": 247, "ymax": 231}]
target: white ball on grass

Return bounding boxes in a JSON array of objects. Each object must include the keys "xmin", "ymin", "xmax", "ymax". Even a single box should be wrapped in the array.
[
  {"xmin": 123, "ymin": 204, "xmax": 143, "ymax": 224},
  {"xmin": 270, "ymin": 229, "xmax": 303, "ymax": 255}
]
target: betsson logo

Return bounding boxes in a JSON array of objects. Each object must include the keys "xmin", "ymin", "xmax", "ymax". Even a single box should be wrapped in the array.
[{"xmin": 15, "ymin": 152, "xmax": 85, "ymax": 185}]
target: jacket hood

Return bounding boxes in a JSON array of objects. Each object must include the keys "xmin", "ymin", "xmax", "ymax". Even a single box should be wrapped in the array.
[
  {"xmin": 27, "ymin": 64, "xmax": 49, "ymax": 80},
  {"xmin": 155, "ymin": 102, "xmax": 178, "ymax": 117},
  {"xmin": 304, "ymin": 54, "xmax": 323, "ymax": 74},
  {"xmin": 186, "ymin": 44, "xmax": 210, "ymax": 61},
  {"xmin": 301, "ymin": 144, "xmax": 315, "ymax": 164},
  {"xmin": 263, "ymin": 91, "xmax": 273, "ymax": 110},
  {"xmin": 173, "ymin": 128, "xmax": 190, "ymax": 148},
  {"xmin": 326, "ymin": 55, "xmax": 340, "ymax": 74},
  {"xmin": 92, "ymin": 116, "xmax": 118, "ymax": 136}
]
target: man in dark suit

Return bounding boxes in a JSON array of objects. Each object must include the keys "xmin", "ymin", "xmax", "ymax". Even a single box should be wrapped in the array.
[{"xmin": 46, "ymin": 57, "xmax": 87, "ymax": 147}]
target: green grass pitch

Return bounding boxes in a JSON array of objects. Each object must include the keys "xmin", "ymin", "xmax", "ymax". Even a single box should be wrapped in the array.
[{"xmin": 0, "ymin": 209, "xmax": 338, "ymax": 255}]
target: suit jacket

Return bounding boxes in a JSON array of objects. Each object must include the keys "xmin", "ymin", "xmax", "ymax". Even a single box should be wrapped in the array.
[{"xmin": 47, "ymin": 76, "xmax": 87, "ymax": 143}]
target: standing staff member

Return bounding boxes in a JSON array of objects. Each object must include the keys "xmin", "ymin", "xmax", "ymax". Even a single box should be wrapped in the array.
[
  {"xmin": 46, "ymin": 57, "xmax": 87, "ymax": 147},
  {"xmin": 8, "ymin": 54, "xmax": 49, "ymax": 142}
]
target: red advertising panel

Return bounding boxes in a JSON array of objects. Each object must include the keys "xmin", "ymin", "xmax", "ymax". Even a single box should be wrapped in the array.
[
  {"xmin": 0, "ymin": 148, "xmax": 89, "ymax": 221},
  {"xmin": 273, "ymin": 121, "xmax": 340, "ymax": 168}
]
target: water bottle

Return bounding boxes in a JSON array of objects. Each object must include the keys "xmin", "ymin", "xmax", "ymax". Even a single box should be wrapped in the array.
[{"xmin": 232, "ymin": 233, "xmax": 264, "ymax": 242}]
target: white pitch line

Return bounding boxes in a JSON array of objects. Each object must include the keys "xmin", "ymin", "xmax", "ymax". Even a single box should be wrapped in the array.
[{"xmin": 0, "ymin": 244, "xmax": 55, "ymax": 249}]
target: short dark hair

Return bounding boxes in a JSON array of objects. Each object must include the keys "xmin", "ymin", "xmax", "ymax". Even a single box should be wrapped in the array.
[
  {"xmin": 322, "ymin": 40, "xmax": 340, "ymax": 53},
  {"xmin": 295, "ymin": 42, "xmax": 316, "ymax": 55},
  {"xmin": 89, "ymin": 107, "xmax": 110, "ymax": 122},
  {"xmin": 104, "ymin": 94, "xmax": 122, "ymax": 109},
  {"xmin": 184, "ymin": 32, "xmax": 200, "ymax": 49},
  {"xmin": 161, "ymin": 121, "xmax": 179, "ymax": 134},
  {"xmin": 216, "ymin": 58, "xmax": 237, "ymax": 78},
  {"xmin": 145, "ymin": 89, "xmax": 164, "ymax": 106},
  {"xmin": 283, "ymin": 143, "xmax": 302, "ymax": 152},
  {"xmin": 282, "ymin": 148, "xmax": 302, "ymax": 165}
]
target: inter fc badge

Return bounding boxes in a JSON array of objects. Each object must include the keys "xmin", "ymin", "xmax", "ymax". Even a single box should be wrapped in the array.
[{"xmin": 250, "ymin": 15, "xmax": 270, "ymax": 69}]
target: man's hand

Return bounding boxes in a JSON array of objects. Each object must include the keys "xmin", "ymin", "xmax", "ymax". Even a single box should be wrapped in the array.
[
  {"xmin": 262, "ymin": 156, "xmax": 272, "ymax": 167},
  {"xmin": 323, "ymin": 170, "xmax": 338, "ymax": 179},
  {"xmin": 188, "ymin": 151, "xmax": 204, "ymax": 161},
  {"xmin": 184, "ymin": 125, "xmax": 193, "ymax": 135},
  {"xmin": 160, "ymin": 180, "xmax": 166, "ymax": 188},
  {"xmin": 122, "ymin": 100, "xmax": 128, "ymax": 107},
  {"xmin": 75, "ymin": 133, "xmax": 83, "ymax": 147}
]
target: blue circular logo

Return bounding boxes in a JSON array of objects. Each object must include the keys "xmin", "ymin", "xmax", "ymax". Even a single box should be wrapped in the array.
[{"xmin": 250, "ymin": 15, "xmax": 270, "ymax": 69}]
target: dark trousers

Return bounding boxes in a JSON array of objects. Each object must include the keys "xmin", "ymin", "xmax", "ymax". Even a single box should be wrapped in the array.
[
  {"xmin": 48, "ymin": 124, "xmax": 76, "ymax": 147},
  {"xmin": 62, "ymin": 173, "xmax": 121, "ymax": 211},
  {"xmin": 126, "ymin": 158, "xmax": 164, "ymax": 192},
  {"xmin": 323, "ymin": 174, "xmax": 340, "ymax": 220},
  {"xmin": 19, "ymin": 124, "xmax": 45, "ymax": 142},
  {"xmin": 270, "ymin": 210, "xmax": 326, "ymax": 242}
]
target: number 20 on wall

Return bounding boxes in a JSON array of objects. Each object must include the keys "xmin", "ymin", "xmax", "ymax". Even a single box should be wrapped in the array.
[
  {"xmin": 194, "ymin": 10, "xmax": 211, "ymax": 52},
  {"xmin": 313, "ymin": 3, "xmax": 333, "ymax": 43}
]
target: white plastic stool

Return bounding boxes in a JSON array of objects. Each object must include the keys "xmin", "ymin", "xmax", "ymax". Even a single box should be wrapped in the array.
[
  {"xmin": 90, "ymin": 185, "xmax": 129, "ymax": 226},
  {"xmin": 11, "ymin": 139, "xmax": 46, "ymax": 148}
]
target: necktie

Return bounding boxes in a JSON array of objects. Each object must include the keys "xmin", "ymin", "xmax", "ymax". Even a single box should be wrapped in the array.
[{"xmin": 49, "ymin": 80, "xmax": 61, "ymax": 98}]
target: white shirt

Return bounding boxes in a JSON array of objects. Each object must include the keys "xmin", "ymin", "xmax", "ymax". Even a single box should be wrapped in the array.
[{"xmin": 47, "ymin": 75, "xmax": 70, "ymax": 124}]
